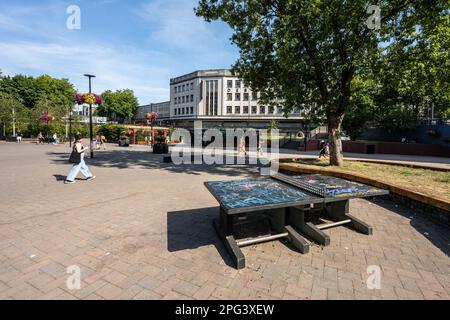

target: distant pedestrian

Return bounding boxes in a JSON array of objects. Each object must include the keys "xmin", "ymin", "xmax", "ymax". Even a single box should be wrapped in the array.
[
  {"xmin": 65, "ymin": 134, "xmax": 96, "ymax": 184},
  {"xmin": 95, "ymin": 135, "xmax": 101, "ymax": 150},
  {"xmin": 100, "ymin": 135, "xmax": 107, "ymax": 150},
  {"xmin": 319, "ymin": 140, "xmax": 329, "ymax": 159},
  {"xmin": 37, "ymin": 132, "xmax": 44, "ymax": 144},
  {"xmin": 239, "ymin": 137, "xmax": 247, "ymax": 156},
  {"xmin": 16, "ymin": 132, "xmax": 22, "ymax": 143},
  {"xmin": 256, "ymin": 131, "xmax": 263, "ymax": 156},
  {"xmin": 52, "ymin": 133, "xmax": 59, "ymax": 145}
]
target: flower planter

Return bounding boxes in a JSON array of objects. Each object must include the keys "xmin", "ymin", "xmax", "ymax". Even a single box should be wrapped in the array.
[{"xmin": 119, "ymin": 139, "xmax": 130, "ymax": 147}]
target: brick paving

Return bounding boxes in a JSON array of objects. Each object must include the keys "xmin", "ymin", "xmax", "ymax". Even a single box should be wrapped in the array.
[{"xmin": 0, "ymin": 141, "xmax": 449, "ymax": 300}]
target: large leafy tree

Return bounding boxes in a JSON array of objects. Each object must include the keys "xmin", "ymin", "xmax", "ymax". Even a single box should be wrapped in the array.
[
  {"xmin": 196, "ymin": 0, "xmax": 449, "ymax": 166},
  {"xmin": 96, "ymin": 89, "xmax": 139, "ymax": 123},
  {"xmin": 0, "ymin": 74, "xmax": 75, "ymax": 111}
]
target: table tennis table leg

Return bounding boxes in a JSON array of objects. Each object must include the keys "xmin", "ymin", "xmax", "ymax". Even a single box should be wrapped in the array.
[
  {"xmin": 271, "ymin": 208, "xmax": 310, "ymax": 254},
  {"xmin": 288, "ymin": 206, "xmax": 330, "ymax": 246},
  {"xmin": 213, "ymin": 208, "xmax": 246, "ymax": 269},
  {"xmin": 325, "ymin": 200, "xmax": 373, "ymax": 235}
]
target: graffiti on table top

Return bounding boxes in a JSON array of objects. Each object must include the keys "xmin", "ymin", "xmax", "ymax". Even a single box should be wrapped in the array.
[
  {"xmin": 205, "ymin": 179, "xmax": 314, "ymax": 209},
  {"xmin": 290, "ymin": 174, "xmax": 386, "ymax": 198}
]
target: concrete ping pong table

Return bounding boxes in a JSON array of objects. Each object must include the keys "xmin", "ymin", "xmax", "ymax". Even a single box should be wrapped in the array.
[{"xmin": 204, "ymin": 173, "xmax": 389, "ymax": 269}]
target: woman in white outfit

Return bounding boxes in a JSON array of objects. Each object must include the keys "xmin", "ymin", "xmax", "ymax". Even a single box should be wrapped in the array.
[{"xmin": 65, "ymin": 134, "xmax": 96, "ymax": 184}]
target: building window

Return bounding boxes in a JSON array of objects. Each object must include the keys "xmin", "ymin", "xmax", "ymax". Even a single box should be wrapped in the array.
[
  {"xmin": 227, "ymin": 80, "xmax": 233, "ymax": 88},
  {"xmin": 182, "ymin": 96, "xmax": 185, "ymax": 103},
  {"xmin": 243, "ymin": 93, "xmax": 249, "ymax": 101},
  {"xmin": 182, "ymin": 85, "xmax": 185, "ymax": 92},
  {"xmin": 235, "ymin": 93, "xmax": 241, "ymax": 101},
  {"xmin": 174, "ymin": 98, "xmax": 177, "ymax": 105},
  {"xmin": 269, "ymin": 106, "xmax": 275, "ymax": 114},
  {"xmin": 251, "ymin": 106, "xmax": 257, "ymax": 114},
  {"xmin": 190, "ymin": 95, "xmax": 194, "ymax": 102},
  {"xmin": 205, "ymin": 80, "xmax": 219, "ymax": 116},
  {"xmin": 227, "ymin": 93, "xmax": 232, "ymax": 101},
  {"xmin": 190, "ymin": 107, "xmax": 194, "ymax": 114},
  {"xmin": 174, "ymin": 87, "xmax": 177, "ymax": 93},
  {"xmin": 235, "ymin": 106, "xmax": 240, "ymax": 114},
  {"xmin": 227, "ymin": 106, "xmax": 232, "ymax": 114},
  {"xmin": 260, "ymin": 106, "xmax": 266, "ymax": 114},
  {"xmin": 243, "ymin": 106, "xmax": 249, "ymax": 114},
  {"xmin": 235, "ymin": 80, "xmax": 241, "ymax": 88},
  {"xmin": 277, "ymin": 106, "xmax": 283, "ymax": 114},
  {"xmin": 190, "ymin": 82, "xmax": 194, "ymax": 91},
  {"xmin": 174, "ymin": 109, "xmax": 177, "ymax": 115},
  {"xmin": 252, "ymin": 93, "xmax": 257, "ymax": 101}
]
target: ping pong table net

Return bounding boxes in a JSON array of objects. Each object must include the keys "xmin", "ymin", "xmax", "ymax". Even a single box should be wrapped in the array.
[{"xmin": 271, "ymin": 173, "xmax": 326, "ymax": 197}]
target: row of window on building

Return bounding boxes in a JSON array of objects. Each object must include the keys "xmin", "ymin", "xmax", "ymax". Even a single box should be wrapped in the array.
[
  {"xmin": 227, "ymin": 80, "xmax": 245, "ymax": 89},
  {"xmin": 174, "ymin": 82, "xmax": 194, "ymax": 93},
  {"xmin": 174, "ymin": 106, "xmax": 194, "ymax": 116},
  {"xmin": 174, "ymin": 95, "xmax": 194, "ymax": 105},
  {"xmin": 226, "ymin": 105, "xmax": 286, "ymax": 115},
  {"xmin": 227, "ymin": 92, "xmax": 257, "ymax": 102}
]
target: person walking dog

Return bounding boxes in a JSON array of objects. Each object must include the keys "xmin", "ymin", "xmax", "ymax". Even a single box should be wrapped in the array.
[{"xmin": 65, "ymin": 134, "xmax": 96, "ymax": 184}]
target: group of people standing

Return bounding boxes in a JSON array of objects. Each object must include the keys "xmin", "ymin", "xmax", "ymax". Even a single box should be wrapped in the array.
[{"xmin": 95, "ymin": 135, "xmax": 107, "ymax": 150}]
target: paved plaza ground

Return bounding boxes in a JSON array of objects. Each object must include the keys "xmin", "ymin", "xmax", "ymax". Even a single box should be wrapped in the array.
[{"xmin": 0, "ymin": 141, "xmax": 449, "ymax": 300}]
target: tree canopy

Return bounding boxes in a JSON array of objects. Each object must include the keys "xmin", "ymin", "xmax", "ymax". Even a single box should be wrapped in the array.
[
  {"xmin": 96, "ymin": 89, "xmax": 139, "ymax": 123},
  {"xmin": 196, "ymin": 0, "xmax": 450, "ymax": 165}
]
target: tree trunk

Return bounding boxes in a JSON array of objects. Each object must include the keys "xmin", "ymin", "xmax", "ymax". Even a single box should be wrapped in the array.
[{"xmin": 328, "ymin": 112, "xmax": 345, "ymax": 166}]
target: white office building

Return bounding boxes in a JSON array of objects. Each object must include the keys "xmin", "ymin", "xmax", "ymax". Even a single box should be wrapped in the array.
[{"xmin": 169, "ymin": 69, "xmax": 304, "ymax": 129}]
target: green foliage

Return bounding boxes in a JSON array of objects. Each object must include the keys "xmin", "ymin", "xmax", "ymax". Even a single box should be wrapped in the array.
[
  {"xmin": 0, "ymin": 74, "xmax": 75, "ymax": 110},
  {"xmin": 195, "ymin": 0, "xmax": 449, "ymax": 165},
  {"xmin": 96, "ymin": 89, "xmax": 139, "ymax": 123},
  {"xmin": 96, "ymin": 124, "xmax": 124, "ymax": 142},
  {"xmin": 267, "ymin": 119, "xmax": 278, "ymax": 132}
]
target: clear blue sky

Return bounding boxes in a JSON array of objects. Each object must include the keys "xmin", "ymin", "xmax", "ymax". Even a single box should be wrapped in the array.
[{"xmin": 0, "ymin": 0, "xmax": 239, "ymax": 104}]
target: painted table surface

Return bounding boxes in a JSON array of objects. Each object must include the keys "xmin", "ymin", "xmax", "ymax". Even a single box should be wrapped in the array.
[
  {"xmin": 286, "ymin": 174, "xmax": 389, "ymax": 199},
  {"xmin": 204, "ymin": 179, "xmax": 320, "ymax": 214}
]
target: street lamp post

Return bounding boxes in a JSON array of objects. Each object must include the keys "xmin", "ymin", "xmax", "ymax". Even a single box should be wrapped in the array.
[
  {"xmin": 69, "ymin": 110, "xmax": 73, "ymax": 148},
  {"xmin": 84, "ymin": 74, "xmax": 96, "ymax": 158}
]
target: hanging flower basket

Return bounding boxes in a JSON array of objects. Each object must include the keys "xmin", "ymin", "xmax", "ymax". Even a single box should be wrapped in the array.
[
  {"xmin": 146, "ymin": 112, "xmax": 158, "ymax": 124},
  {"xmin": 75, "ymin": 93, "xmax": 103, "ymax": 105},
  {"xmin": 39, "ymin": 114, "xmax": 55, "ymax": 122}
]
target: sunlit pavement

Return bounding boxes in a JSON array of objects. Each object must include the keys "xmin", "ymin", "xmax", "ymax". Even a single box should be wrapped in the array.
[{"xmin": 0, "ymin": 141, "xmax": 449, "ymax": 300}]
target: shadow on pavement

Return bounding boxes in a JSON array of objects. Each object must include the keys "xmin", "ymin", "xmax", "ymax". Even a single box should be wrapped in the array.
[
  {"xmin": 167, "ymin": 207, "xmax": 234, "ymax": 267},
  {"xmin": 369, "ymin": 197, "xmax": 450, "ymax": 258},
  {"xmin": 47, "ymin": 149, "xmax": 267, "ymax": 177}
]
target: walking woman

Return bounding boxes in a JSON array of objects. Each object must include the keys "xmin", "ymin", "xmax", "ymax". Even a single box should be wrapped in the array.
[{"xmin": 65, "ymin": 134, "xmax": 96, "ymax": 184}]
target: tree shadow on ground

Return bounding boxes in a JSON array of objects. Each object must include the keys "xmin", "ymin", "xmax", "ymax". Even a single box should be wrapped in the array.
[
  {"xmin": 167, "ymin": 207, "xmax": 234, "ymax": 267},
  {"xmin": 369, "ymin": 197, "xmax": 450, "ymax": 258},
  {"xmin": 47, "ymin": 148, "xmax": 270, "ymax": 177}
]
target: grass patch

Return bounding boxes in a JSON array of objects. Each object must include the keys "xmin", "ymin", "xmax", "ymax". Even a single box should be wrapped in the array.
[{"xmin": 287, "ymin": 159, "xmax": 450, "ymax": 200}]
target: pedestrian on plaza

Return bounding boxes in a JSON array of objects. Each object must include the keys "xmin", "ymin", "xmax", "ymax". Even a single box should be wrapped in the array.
[
  {"xmin": 319, "ymin": 140, "xmax": 327, "ymax": 159},
  {"xmin": 95, "ymin": 135, "xmax": 101, "ymax": 150},
  {"xmin": 256, "ymin": 130, "xmax": 263, "ymax": 156},
  {"xmin": 65, "ymin": 134, "xmax": 96, "ymax": 184},
  {"xmin": 239, "ymin": 136, "xmax": 247, "ymax": 156},
  {"xmin": 16, "ymin": 131, "xmax": 22, "ymax": 143},
  {"xmin": 52, "ymin": 133, "xmax": 59, "ymax": 145},
  {"xmin": 100, "ymin": 135, "xmax": 107, "ymax": 150},
  {"xmin": 37, "ymin": 132, "xmax": 44, "ymax": 144}
]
